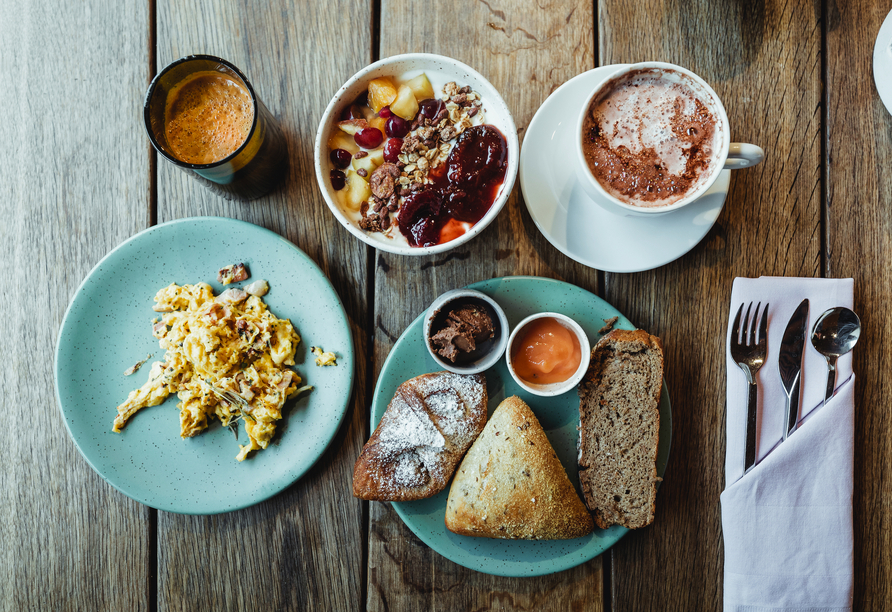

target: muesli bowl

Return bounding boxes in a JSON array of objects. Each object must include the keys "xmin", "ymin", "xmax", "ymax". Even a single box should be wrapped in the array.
[{"xmin": 314, "ymin": 53, "xmax": 519, "ymax": 256}]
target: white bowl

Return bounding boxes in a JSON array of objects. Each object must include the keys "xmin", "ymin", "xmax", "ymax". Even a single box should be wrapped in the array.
[
  {"xmin": 505, "ymin": 312, "xmax": 591, "ymax": 397},
  {"xmin": 423, "ymin": 289, "xmax": 509, "ymax": 375},
  {"xmin": 313, "ymin": 53, "xmax": 519, "ymax": 256}
]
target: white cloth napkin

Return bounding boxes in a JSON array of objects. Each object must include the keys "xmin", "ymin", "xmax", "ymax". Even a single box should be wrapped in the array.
[{"xmin": 722, "ymin": 276, "xmax": 854, "ymax": 612}]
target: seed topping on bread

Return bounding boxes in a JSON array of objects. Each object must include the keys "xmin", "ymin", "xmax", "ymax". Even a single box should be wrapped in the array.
[{"xmin": 445, "ymin": 396, "xmax": 594, "ymax": 540}]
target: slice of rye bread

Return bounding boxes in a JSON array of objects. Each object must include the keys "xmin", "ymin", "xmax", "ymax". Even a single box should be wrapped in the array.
[
  {"xmin": 577, "ymin": 329, "xmax": 663, "ymax": 529},
  {"xmin": 445, "ymin": 396, "xmax": 594, "ymax": 540}
]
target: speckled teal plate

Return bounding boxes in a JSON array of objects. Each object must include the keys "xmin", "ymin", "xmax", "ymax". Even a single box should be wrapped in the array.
[
  {"xmin": 55, "ymin": 217, "xmax": 354, "ymax": 514},
  {"xmin": 373, "ymin": 276, "xmax": 670, "ymax": 577}
]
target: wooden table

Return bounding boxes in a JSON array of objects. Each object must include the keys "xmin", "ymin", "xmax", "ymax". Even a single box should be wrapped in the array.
[{"xmin": 3, "ymin": 0, "xmax": 890, "ymax": 609}]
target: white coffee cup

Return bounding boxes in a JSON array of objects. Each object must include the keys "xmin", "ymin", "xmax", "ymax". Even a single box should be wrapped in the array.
[{"xmin": 574, "ymin": 62, "xmax": 764, "ymax": 217}]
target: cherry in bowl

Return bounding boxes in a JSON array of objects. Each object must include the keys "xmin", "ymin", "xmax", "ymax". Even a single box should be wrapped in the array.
[
  {"xmin": 386, "ymin": 116, "xmax": 410, "ymax": 138},
  {"xmin": 418, "ymin": 98, "xmax": 446, "ymax": 121},
  {"xmin": 330, "ymin": 169, "xmax": 346, "ymax": 190},
  {"xmin": 384, "ymin": 138, "xmax": 403, "ymax": 163},
  {"xmin": 330, "ymin": 148, "xmax": 352, "ymax": 169},
  {"xmin": 354, "ymin": 127, "xmax": 384, "ymax": 149}
]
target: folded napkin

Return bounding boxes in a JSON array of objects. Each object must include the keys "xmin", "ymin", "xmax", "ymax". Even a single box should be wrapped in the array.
[{"xmin": 722, "ymin": 277, "xmax": 854, "ymax": 612}]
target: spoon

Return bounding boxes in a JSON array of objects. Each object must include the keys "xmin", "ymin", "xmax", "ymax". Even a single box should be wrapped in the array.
[{"xmin": 810, "ymin": 307, "xmax": 861, "ymax": 404}]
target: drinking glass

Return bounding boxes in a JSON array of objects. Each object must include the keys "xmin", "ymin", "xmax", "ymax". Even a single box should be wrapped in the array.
[{"xmin": 144, "ymin": 55, "xmax": 287, "ymax": 201}]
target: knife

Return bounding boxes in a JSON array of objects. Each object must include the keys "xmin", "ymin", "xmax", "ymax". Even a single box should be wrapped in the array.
[{"xmin": 778, "ymin": 299, "xmax": 809, "ymax": 440}]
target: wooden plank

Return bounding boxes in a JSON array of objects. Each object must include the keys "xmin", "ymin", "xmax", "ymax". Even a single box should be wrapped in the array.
[
  {"xmin": 154, "ymin": 2, "xmax": 371, "ymax": 611},
  {"xmin": 369, "ymin": 1, "xmax": 602, "ymax": 610},
  {"xmin": 0, "ymin": 0, "xmax": 152, "ymax": 610},
  {"xmin": 827, "ymin": 1, "xmax": 892, "ymax": 608},
  {"xmin": 599, "ymin": 1, "xmax": 821, "ymax": 610}
]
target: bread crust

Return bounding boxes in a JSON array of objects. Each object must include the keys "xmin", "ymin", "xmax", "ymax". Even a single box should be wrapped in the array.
[
  {"xmin": 577, "ymin": 329, "xmax": 663, "ymax": 529},
  {"xmin": 445, "ymin": 396, "xmax": 594, "ymax": 540},
  {"xmin": 352, "ymin": 371, "xmax": 487, "ymax": 502}
]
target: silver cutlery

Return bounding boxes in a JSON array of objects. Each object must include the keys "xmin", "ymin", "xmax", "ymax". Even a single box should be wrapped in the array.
[
  {"xmin": 730, "ymin": 301, "xmax": 769, "ymax": 473},
  {"xmin": 778, "ymin": 299, "xmax": 809, "ymax": 440},
  {"xmin": 811, "ymin": 307, "xmax": 861, "ymax": 406}
]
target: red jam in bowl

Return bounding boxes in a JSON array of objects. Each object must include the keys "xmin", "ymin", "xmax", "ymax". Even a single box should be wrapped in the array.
[{"xmin": 398, "ymin": 125, "xmax": 508, "ymax": 247}]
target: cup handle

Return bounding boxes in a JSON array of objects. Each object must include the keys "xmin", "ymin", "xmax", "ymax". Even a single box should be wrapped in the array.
[{"xmin": 723, "ymin": 143, "xmax": 764, "ymax": 169}]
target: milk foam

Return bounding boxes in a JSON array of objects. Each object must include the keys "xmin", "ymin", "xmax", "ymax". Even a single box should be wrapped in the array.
[
  {"xmin": 164, "ymin": 71, "xmax": 254, "ymax": 165},
  {"xmin": 594, "ymin": 71, "xmax": 715, "ymax": 177},
  {"xmin": 586, "ymin": 71, "xmax": 725, "ymax": 210}
]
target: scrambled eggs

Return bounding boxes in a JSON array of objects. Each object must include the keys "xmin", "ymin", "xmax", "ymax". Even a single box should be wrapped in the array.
[
  {"xmin": 310, "ymin": 346, "xmax": 337, "ymax": 366},
  {"xmin": 114, "ymin": 282, "xmax": 309, "ymax": 461}
]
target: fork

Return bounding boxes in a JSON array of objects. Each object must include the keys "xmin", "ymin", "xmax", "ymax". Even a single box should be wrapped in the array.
[{"xmin": 730, "ymin": 301, "xmax": 769, "ymax": 473}]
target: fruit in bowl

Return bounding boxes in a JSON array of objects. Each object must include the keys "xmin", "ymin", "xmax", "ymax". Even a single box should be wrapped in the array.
[
  {"xmin": 324, "ymin": 72, "xmax": 509, "ymax": 248},
  {"xmin": 368, "ymin": 77, "xmax": 398, "ymax": 113}
]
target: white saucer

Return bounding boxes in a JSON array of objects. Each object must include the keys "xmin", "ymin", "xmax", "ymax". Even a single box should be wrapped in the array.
[
  {"xmin": 874, "ymin": 9, "xmax": 892, "ymax": 116},
  {"xmin": 519, "ymin": 65, "xmax": 730, "ymax": 273}
]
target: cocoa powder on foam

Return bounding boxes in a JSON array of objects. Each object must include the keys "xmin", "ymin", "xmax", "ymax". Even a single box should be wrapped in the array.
[{"xmin": 581, "ymin": 69, "xmax": 719, "ymax": 207}]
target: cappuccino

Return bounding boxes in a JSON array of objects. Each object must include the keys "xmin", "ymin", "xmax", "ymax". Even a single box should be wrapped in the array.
[
  {"xmin": 164, "ymin": 71, "xmax": 254, "ymax": 165},
  {"xmin": 145, "ymin": 56, "xmax": 288, "ymax": 201},
  {"xmin": 581, "ymin": 68, "xmax": 720, "ymax": 207}
]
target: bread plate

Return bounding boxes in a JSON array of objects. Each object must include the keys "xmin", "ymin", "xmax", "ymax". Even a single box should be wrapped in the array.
[{"xmin": 371, "ymin": 276, "xmax": 671, "ymax": 577}]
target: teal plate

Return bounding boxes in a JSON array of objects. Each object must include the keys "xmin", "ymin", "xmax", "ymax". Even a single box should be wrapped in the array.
[
  {"xmin": 373, "ymin": 276, "xmax": 670, "ymax": 577},
  {"xmin": 54, "ymin": 217, "xmax": 355, "ymax": 515}
]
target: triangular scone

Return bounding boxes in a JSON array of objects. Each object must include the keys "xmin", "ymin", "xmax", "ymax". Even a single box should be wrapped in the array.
[{"xmin": 445, "ymin": 396, "xmax": 594, "ymax": 540}]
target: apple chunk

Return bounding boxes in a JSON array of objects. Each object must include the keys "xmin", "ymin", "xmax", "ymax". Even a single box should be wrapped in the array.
[
  {"xmin": 328, "ymin": 131, "xmax": 360, "ymax": 155},
  {"xmin": 351, "ymin": 148, "xmax": 385, "ymax": 175},
  {"xmin": 369, "ymin": 116, "xmax": 387, "ymax": 134},
  {"xmin": 344, "ymin": 170, "xmax": 371, "ymax": 211},
  {"xmin": 390, "ymin": 85, "xmax": 419, "ymax": 121},
  {"xmin": 337, "ymin": 118, "xmax": 369, "ymax": 135},
  {"xmin": 405, "ymin": 74, "xmax": 435, "ymax": 101},
  {"xmin": 368, "ymin": 77, "xmax": 398, "ymax": 113}
]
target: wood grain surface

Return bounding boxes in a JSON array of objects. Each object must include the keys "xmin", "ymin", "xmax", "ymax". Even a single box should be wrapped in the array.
[
  {"xmin": 599, "ymin": 1, "xmax": 822, "ymax": 610},
  {"xmin": 827, "ymin": 1, "xmax": 892, "ymax": 609},
  {"xmin": 153, "ymin": 1, "xmax": 372, "ymax": 611},
  {"xmin": 5, "ymin": 0, "xmax": 892, "ymax": 609},
  {"xmin": 0, "ymin": 0, "xmax": 153, "ymax": 611},
  {"xmin": 367, "ymin": 1, "xmax": 604, "ymax": 611}
]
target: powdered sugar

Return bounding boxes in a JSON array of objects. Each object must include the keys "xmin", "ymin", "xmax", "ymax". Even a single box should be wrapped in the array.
[
  {"xmin": 426, "ymin": 389, "xmax": 461, "ymax": 416},
  {"xmin": 414, "ymin": 372, "xmax": 486, "ymax": 451},
  {"xmin": 378, "ymin": 399, "xmax": 446, "ymax": 451},
  {"xmin": 414, "ymin": 371, "xmax": 485, "ymax": 411},
  {"xmin": 392, "ymin": 452, "xmax": 427, "ymax": 488},
  {"xmin": 368, "ymin": 372, "xmax": 486, "ymax": 494}
]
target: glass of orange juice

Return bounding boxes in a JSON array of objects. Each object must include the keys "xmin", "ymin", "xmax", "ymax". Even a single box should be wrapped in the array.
[{"xmin": 144, "ymin": 55, "xmax": 287, "ymax": 201}]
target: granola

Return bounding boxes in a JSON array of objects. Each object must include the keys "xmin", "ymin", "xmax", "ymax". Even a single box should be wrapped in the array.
[
  {"xmin": 327, "ymin": 73, "xmax": 504, "ymax": 248},
  {"xmin": 355, "ymin": 80, "xmax": 485, "ymax": 237}
]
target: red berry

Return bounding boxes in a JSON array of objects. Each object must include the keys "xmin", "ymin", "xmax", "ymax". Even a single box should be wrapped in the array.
[
  {"xmin": 330, "ymin": 169, "xmax": 346, "ymax": 190},
  {"xmin": 354, "ymin": 127, "xmax": 384, "ymax": 149},
  {"xmin": 378, "ymin": 106, "xmax": 393, "ymax": 119},
  {"xmin": 385, "ymin": 115, "xmax": 410, "ymax": 138},
  {"xmin": 418, "ymin": 98, "xmax": 445, "ymax": 121},
  {"xmin": 384, "ymin": 138, "xmax": 403, "ymax": 163},
  {"xmin": 329, "ymin": 148, "xmax": 352, "ymax": 169}
]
